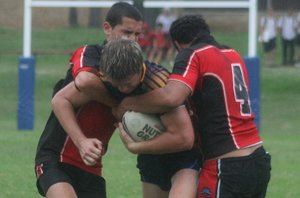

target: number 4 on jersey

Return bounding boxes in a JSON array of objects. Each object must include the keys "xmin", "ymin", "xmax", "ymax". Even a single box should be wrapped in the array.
[{"xmin": 232, "ymin": 64, "xmax": 251, "ymax": 116}]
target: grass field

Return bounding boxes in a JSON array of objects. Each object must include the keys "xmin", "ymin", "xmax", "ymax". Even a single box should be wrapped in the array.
[{"xmin": 0, "ymin": 27, "xmax": 300, "ymax": 197}]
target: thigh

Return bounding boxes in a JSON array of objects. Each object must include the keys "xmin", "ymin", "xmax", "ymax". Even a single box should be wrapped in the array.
[
  {"xmin": 170, "ymin": 168, "xmax": 199, "ymax": 198},
  {"xmin": 143, "ymin": 182, "xmax": 169, "ymax": 198},
  {"xmin": 165, "ymin": 149, "xmax": 202, "ymax": 181},
  {"xmin": 61, "ymin": 163, "xmax": 107, "ymax": 198},
  {"xmin": 46, "ymin": 182, "xmax": 77, "ymax": 198},
  {"xmin": 138, "ymin": 150, "xmax": 202, "ymax": 194},
  {"xmin": 35, "ymin": 161, "xmax": 74, "ymax": 197}
]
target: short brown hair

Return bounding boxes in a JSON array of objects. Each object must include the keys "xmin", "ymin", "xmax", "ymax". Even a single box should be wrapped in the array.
[{"xmin": 100, "ymin": 39, "xmax": 143, "ymax": 81}]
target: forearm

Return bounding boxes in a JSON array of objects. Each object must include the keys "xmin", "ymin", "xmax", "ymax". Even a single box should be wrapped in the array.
[
  {"xmin": 121, "ymin": 81, "xmax": 191, "ymax": 114},
  {"xmin": 124, "ymin": 89, "xmax": 175, "ymax": 113},
  {"xmin": 130, "ymin": 132, "xmax": 193, "ymax": 154},
  {"xmin": 52, "ymin": 95, "xmax": 86, "ymax": 147},
  {"xmin": 75, "ymin": 71, "xmax": 118, "ymax": 108},
  {"xmin": 120, "ymin": 106, "xmax": 195, "ymax": 155}
]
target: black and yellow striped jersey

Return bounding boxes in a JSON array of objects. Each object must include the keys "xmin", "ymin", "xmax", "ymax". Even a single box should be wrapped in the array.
[{"xmin": 103, "ymin": 60, "xmax": 170, "ymax": 100}]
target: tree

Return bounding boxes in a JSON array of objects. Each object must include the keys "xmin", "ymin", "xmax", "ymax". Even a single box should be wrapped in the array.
[
  {"xmin": 69, "ymin": 7, "xmax": 78, "ymax": 27},
  {"xmin": 89, "ymin": 8, "xmax": 101, "ymax": 28}
]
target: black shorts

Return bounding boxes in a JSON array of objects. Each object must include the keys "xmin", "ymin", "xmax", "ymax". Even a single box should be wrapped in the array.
[
  {"xmin": 198, "ymin": 146, "xmax": 271, "ymax": 198},
  {"xmin": 137, "ymin": 149, "xmax": 202, "ymax": 191},
  {"xmin": 296, "ymin": 34, "xmax": 300, "ymax": 46},
  {"xmin": 263, "ymin": 37, "xmax": 276, "ymax": 52},
  {"xmin": 35, "ymin": 161, "xmax": 106, "ymax": 198}
]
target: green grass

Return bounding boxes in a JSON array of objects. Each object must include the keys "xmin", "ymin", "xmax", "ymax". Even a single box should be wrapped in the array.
[{"xmin": 0, "ymin": 27, "xmax": 300, "ymax": 197}]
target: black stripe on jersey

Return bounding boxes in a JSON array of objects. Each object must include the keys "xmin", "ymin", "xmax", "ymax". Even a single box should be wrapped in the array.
[
  {"xmin": 82, "ymin": 45, "xmax": 103, "ymax": 70},
  {"xmin": 193, "ymin": 75, "xmax": 236, "ymax": 159},
  {"xmin": 173, "ymin": 48, "xmax": 194, "ymax": 76}
]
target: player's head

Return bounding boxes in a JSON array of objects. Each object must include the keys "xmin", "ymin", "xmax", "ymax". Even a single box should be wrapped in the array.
[
  {"xmin": 169, "ymin": 15, "xmax": 211, "ymax": 50},
  {"xmin": 100, "ymin": 38, "xmax": 144, "ymax": 94},
  {"xmin": 103, "ymin": 2, "xmax": 143, "ymax": 42}
]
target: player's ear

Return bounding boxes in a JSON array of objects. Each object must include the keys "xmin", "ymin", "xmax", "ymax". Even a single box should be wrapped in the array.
[{"xmin": 103, "ymin": 22, "xmax": 112, "ymax": 38}]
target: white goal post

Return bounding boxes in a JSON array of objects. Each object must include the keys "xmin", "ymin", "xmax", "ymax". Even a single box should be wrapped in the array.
[{"xmin": 23, "ymin": 0, "xmax": 258, "ymax": 57}]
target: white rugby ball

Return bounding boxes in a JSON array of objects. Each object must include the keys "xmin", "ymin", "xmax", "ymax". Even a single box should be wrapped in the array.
[{"xmin": 122, "ymin": 111, "xmax": 166, "ymax": 142}]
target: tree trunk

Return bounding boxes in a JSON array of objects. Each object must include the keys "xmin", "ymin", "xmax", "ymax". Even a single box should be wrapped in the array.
[
  {"xmin": 89, "ymin": 8, "xmax": 101, "ymax": 28},
  {"xmin": 69, "ymin": 7, "xmax": 78, "ymax": 27}
]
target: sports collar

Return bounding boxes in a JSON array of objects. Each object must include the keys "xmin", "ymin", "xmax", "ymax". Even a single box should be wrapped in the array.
[{"xmin": 140, "ymin": 63, "xmax": 146, "ymax": 82}]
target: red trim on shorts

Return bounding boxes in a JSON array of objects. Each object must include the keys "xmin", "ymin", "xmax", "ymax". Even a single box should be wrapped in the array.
[
  {"xmin": 198, "ymin": 160, "xmax": 219, "ymax": 198},
  {"xmin": 35, "ymin": 163, "xmax": 44, "ymax": 178}
]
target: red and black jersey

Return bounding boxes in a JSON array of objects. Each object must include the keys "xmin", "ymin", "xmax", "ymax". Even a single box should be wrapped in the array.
[
  {"xmin": 60, "ymin": 44, "xmax": 117, "ymax": 176},
  {"xmin": 169, "ymin": 43, "xmax": 262, "ymax": 159},
  {"xmin": 60, "ymin": 101, "xmax": 116, "ymax": 176},
  {"xmin": 35, "ymin": 44, "xmax": 114, "ymax": 176},
  {"xmin": 70, "ymin": 44, "xmax": 103, "ymax": 78},
  {"xmin": 60, "ymin": 45, "xmax": 116, "ymax": 175}
]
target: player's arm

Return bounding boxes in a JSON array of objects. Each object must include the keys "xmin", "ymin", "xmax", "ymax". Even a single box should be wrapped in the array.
[
  {"xmin": 52, "ymin": 72, "xmax": 118, "ymax": 165},
  {"xmin": 114, "ymin": 80, "xmax": 191, "ymax": 119},
  {"xmin": 52, "ymin": 71, "xmax": 118, "ymax": 143},
  {"xmin": 118, "ymin": 105, "xmax": 194, "ymax": 154},
  {"xmin": 75, "ymin": 71, "xmax": 118, "ymax": 107},
  {"xmin": 52, "ymin": 80, "xmax": 103, "ymax": 165}
]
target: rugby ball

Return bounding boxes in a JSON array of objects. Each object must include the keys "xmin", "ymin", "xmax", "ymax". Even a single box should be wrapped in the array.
[{"xmin": 122, "ymin": 111, "xmax": 166, "ymax": 142}]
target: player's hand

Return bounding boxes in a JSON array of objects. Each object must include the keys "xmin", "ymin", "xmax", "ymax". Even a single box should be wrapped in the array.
[
  {"xmin": 117, "ymin": 122, "xmax": 138, "ymax": 154},
  {"xmin": 112, "ymin": 98, "xmax": 132, "ymax": 121},
  {"xmin": 77, "ymin": 138, "xmax": 103, "ymax": 166}
]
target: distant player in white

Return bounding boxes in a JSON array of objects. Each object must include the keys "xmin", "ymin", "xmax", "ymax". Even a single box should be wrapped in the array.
[
  {"xmin": 259, "ymin": 8, "xmax": 277, "ymax": 67},
  {"xmin": 277, "ymin": 8, "xmax": 298, "ymax": 65}
]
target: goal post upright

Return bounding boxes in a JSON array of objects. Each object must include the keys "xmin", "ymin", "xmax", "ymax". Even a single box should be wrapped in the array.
[
  {"xmin": 18, "ymin": 0, "xmax": 35, "ymax": 130},
  {"xmin": 19, "ymin": 0, "xmax": 260, "ymax": 130},
  {"xmin": 246, "ymin": 0, "xmax": 260, "ymax": 130}
]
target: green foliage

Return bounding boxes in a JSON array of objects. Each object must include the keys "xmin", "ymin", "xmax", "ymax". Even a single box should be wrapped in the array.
[{"xmin": 0, "ymin": 27, "xmax": 299, "ymax": 197}]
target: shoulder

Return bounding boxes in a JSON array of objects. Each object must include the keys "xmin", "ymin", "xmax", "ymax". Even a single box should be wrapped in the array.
[
  {"xmin": 177, "ymin": 47, "xmax": 195, "ymax": 60},
  {"xmin": 71, "ymin": 44, "xmax": 103, "ymax": 59},
  {"xmin": 176, "ymin": 43, "xmax": 209, "ymax": 63},
  {"xmin": 141, "ymin": 61, "xmax": 170, "ymax": 90},
  {"xmin": 71, "ymin": 44, "xmax": 102, "ymax": 55},
  {"xmin": 71, "ymin": 44, "xmax": 103, "ymax": 76},
  {"xmin": 74, "ymin": 71, "xmax": 101, "ymax": 91},
  {"xmin": 144, "ymin": 60, "xmax": 170, "ymax": 74},
  {"xmin": 172, "ymin": 47, "xmax": 197, "ymax": 72},
  {"xmin": 85, "ymin": 44, "xmax": 103, "ymax": 55}
]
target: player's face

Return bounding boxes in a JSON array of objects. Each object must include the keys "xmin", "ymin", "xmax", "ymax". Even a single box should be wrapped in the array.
[
  {"xmin": 104, "ymin": 17, "xmax": 143, "ymax": 42},
  {"xmin": 104, "ymin": 73, "xmax": 142, "ymax": 94}
]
